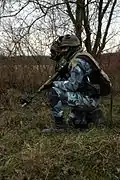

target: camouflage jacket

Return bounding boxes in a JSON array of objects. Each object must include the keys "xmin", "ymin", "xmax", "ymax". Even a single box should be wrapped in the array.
[{"xmin": 53, "ymin": 53, "xmax": 92, "ymax": 92}]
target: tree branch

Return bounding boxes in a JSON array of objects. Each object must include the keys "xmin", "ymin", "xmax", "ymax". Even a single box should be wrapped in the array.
[
  {"xmin": 101, "ymin": 0, "xmax": 112, "ymax": 19},
  {"xmin": 83, "ymin": 0, "xmax": 91, "ymax": 53},
  {"xmin": 64, "ymin": 0, "xmax": 76, "ymax": 25},
  {"xmin": 75, "ymin": 0, "xmax": 84, "ymax": 46},
  {"xmin": 98, "ymin": 0, "xmax": 117, "ymax": 55},
  {"xmin": 0, "ymin": 1, "xmax": 30, "ymax": 19},
  {"xmin": 92, "ymin": 0, "xmax": 103, "ymax": 55}
]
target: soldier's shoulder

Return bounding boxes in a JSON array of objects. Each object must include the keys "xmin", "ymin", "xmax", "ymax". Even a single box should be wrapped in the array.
[{"xmin": 70, "ymin": 57, "xmax": 91, "ymax": 69}]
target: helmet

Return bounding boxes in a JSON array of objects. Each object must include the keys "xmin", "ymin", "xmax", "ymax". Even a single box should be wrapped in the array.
[{"xmin": 60, "ymin": 34, "xmax": 80, "ymax": 47}]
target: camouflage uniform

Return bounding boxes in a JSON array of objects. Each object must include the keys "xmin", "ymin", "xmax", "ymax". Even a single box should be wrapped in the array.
[
  {"xmin": 49, "ymin": 54, "xmax": 100, "ymax": 128},
  {"xmin": 42, "ymin": 34, "xmax": 102, "ymax": 133}
]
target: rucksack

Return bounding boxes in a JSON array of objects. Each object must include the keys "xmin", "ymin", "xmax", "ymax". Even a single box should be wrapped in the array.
[{"xmin": 74, "ymin": 51, "xmax": 112, "ymax": 96}]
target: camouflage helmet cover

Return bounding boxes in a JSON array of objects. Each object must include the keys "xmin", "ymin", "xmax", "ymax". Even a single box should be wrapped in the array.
[{"xmin": 60, "ymin": 34, "xmax": 80, "ymax": 47}]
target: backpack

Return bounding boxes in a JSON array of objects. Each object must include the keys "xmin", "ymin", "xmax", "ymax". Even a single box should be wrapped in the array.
[{"xmin": 74, "ymin": 52, "xmax": 112, "ymax": 96}]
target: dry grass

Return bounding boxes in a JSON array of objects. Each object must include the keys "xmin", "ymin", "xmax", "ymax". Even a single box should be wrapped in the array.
[
  {"xmin": 0, "ymin": 58, "xmax": 120, "ymax": 179},
  {"xmin": 0, "ymin": 64, "xmax": 54, "ymax": 93},
  {"xmin": 0, "ymin": 60, "xmax": 120, "ymax": 95},
  {"xmin": 0, "ymin": 88, "xmax": 120, "ymax": 180},
  {"xmin": 0, "ymin": 128, "xmax": 120, "ymax": 180}
]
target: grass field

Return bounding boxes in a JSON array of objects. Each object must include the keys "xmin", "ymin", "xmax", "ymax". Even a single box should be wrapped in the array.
[{"xmin": 0, "ymin": 88, "xmax": 120, "ymax": 180}]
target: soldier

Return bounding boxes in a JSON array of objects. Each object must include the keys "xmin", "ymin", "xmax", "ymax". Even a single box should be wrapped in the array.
[{"xmin": 42, "ymin": 34, "xmax": 108, "ymax": 132}]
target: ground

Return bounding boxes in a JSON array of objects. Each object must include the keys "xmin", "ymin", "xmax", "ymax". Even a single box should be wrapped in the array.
[{"xmin": 0, "ymin": 88, "xmax": 120, "ymax": 180}]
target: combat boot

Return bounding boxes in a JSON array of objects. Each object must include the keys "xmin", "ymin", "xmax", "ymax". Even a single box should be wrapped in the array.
[{"xmin": 42, "ymin": 117, "xmax": 67, "ymax": 133}]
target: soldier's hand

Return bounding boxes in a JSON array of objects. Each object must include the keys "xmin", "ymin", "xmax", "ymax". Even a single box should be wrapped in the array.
[
  {"xmin": 43, "ymin": 83, "xmax": 53, "ymax": 90},
  {"xmin": 20, "ymin": 95, "xmax": 32, "ymax": 105}
]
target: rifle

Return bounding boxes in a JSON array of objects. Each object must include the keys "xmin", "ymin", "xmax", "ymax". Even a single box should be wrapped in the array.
[{"xmin": 21, "ymin": 60, "xmax": 68, "ymax": 107}]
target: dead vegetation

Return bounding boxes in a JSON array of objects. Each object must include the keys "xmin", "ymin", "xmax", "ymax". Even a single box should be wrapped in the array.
[
  {"xmin": 0, "ymin": 60, "xmax": 120, "ymax": 180},
  {"xmin": 0, "ymin": 87, "xmax": 119, "ymax": 180}
]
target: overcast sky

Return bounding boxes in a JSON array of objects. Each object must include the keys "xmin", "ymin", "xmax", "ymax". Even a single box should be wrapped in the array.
[{"xmin": 0, "ymin": 0, "xmax": 120, "ymax": 55}]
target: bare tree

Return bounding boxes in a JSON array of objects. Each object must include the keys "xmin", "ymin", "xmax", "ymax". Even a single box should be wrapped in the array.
[{"xmin": 0, "ymin": 0, "xmax": 119, "ymax": 57}]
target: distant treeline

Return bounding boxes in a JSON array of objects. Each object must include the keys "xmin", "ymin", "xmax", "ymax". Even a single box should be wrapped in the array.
[
  {"xmin": 0, "ymin": 53, "xmax": 120, "ymax": 94},
  {"xmin": 0, "ymin": 53, "xmax": 120, "ymax": 71},
  {"xmin": 0, "ymin": 55, "xmax": 54, "ymax": 65}
]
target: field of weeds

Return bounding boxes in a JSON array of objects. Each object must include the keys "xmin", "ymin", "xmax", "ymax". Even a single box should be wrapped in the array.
[{"xmin": 0, "ymin": 88, "xmax": 120, "ymax": 180}]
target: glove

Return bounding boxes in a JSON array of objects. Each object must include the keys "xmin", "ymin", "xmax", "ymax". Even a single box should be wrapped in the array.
[
  {"xmin": 43, "ymin": 82, "xmax": 53, "ymax": 90},
  {"xmin": 20, "ymin": 95, "xmax": 32, "ymax": 105},
  {"xmin": 53, "ymin": 81, "xmax": 59, "ymax": 88}
]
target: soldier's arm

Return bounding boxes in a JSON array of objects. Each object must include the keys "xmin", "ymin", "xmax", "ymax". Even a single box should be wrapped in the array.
[{"xmin": 53, "ymin": 58, "xmax": 91, "ymax": 92}]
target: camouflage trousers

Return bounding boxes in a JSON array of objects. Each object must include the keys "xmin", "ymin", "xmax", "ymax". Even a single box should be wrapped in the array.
[{"xmin": 49, "ymin": 87, "xmax": 100, "ymax": 121}]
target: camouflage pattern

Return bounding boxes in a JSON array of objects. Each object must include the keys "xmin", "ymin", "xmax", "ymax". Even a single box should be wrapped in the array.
[
  {"xmin": 51, "ymin": 56, "xmax": 100, "ymax": 120},
  {"xmin": 42, "ymin": 34, "xmax": 103, "ymax": 132}
]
